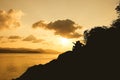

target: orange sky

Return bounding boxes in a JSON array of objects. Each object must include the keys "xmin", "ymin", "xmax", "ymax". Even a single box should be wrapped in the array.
[{"xmin": 0, "ymin": 0, "xmax": 119, "ymax": 52}]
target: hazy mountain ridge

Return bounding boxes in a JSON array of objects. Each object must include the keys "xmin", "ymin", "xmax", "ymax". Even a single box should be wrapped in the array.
[{"xmin": 0, "ymin": 48, "xmax": 59, "ymax": 53}]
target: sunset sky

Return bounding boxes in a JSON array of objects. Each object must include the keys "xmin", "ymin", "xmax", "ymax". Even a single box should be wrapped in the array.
[{"xmin": 0, "ymin": 0, "xmax": 119, "ymax": 52}]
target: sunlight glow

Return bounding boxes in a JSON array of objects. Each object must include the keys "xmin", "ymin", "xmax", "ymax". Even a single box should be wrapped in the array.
[{"xmin": 60, "ymin": 37, "xmax": 70, "ymax": 46}]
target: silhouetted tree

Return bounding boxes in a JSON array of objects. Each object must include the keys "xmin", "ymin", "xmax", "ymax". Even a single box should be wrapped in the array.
[
  {"xmin": 112, "ymin": 3, "xmax": 120, "ymax": 29},
  {"xmin": 116, "ymin": 3, "xmax": 120, "ymax": 17},
  {"xmin": 84, "ymin": 26, "xmax": 107, "ymax": 45},
  {"xmin": 72, "ymin": 41, "xmax": 83, "ymax": 53},
  {"xmin": 13, "ymin": 3, "xmax": 120, "ymax": 80}
]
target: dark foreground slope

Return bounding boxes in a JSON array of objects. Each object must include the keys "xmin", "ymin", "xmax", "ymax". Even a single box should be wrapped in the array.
[
  {"xmin": 13, "ymin": 4, "xmax": 120, "ymax": 80},
  {"xmin": 13, "ymin": 26, "xmax": 120, "ymax": 80}
]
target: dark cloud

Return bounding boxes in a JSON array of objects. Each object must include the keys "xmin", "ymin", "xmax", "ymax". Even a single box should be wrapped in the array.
[
  {"xmin": 1, "ymin": 41, "xmax": 6, "ymax": 43},
  {"xmin": 8, "ymin": 35, "xmax": 21, "ymax": 39},
  {"xmin": 32, "ymin": 39, "xmax": 43, "ymax": 43},
  {"xmin": 9, "ymin": 40, "xmax": 17, "ymax": 43},
  {"xmin": 0, "ymin": 36, "xmax": 21, "ymax": 43},
  {"xmin": 32, "ymin": 19, "xmax": 82, "ymax": 38},
  {"xmin": 23, "ymin": 35, "xmax": 36, "ymax": 41},
  {"xmin": 0, "ymin": 36, "xmax": 4, "ymax": 40},
  {"xmin": 0, "ymin": 9, "xmax": 23, "ymax": 30},
  {"xmin": 33, "ymin": 20, "xmax": 47, "ymax": 28},
  {"xmin": 23, "ymin": 35, "xmax": 43, "ymax": 43}
]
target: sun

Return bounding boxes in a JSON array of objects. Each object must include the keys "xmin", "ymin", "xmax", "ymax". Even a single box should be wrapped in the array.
[{"xmin": 60, "ymin": 37, "xmax": 70, "ymax": 46}]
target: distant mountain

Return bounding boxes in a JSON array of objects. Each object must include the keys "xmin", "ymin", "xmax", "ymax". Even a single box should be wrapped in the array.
[
  {"xmin": 44, "ymin": 49, "xmax": 60, "ymax": 54},
  {"xmin": 0, "ymin": 48, "xmax": 59, "ymax": 53},
  {"xmin": 0, "ymin": 48, "xmax": 41, "ymax": 53}
]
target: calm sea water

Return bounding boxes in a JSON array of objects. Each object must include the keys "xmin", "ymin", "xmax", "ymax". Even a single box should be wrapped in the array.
[{"xmin": 0, "ymin": 53, "xmax": 59, "ymax": 80}]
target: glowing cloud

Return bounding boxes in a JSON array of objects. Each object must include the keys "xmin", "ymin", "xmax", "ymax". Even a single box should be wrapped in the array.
[
  {"xmin": 32, "ymin": 19, "xmax": 82, "ymax": 38},
  {"xmin": 0, "ymin": 9, "xmax": 23, "ymax": 30}
]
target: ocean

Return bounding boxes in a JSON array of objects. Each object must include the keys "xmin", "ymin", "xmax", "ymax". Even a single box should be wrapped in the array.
[{"xmin": 0, "ymin": 53, "xmax": 59, "ymax": 80}]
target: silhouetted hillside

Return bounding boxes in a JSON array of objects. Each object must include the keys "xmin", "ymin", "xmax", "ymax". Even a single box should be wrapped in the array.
[{"xmin": 13, "ymin": 3, "xmax": 120, "ymax": 80}]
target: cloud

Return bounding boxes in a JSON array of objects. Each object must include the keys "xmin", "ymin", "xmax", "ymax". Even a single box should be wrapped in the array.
[
  {"xmin": 1, "ymin": 41, "xmax": 6, "ymax": 43},
  {"xmin": 0, "ymin": 36, "xmax": 4, "ymax": 40},
  {"xmin": 0, "ymin": 9, "xmax": 23, "ymax": 30},
  {"xmin": 23, "ymin": 35, "xmax": 36, "ymax": 41},
  {"xmin": 8, "ymin": 35, "xmax": 21, "ymax": 39},
  {"xmin": 33, "ymin": 20, "xmax": 47, "ymax": 28},
  {"xmin": 9, "ymin": 40, "xmax": 16, "ymax": 42},
  {"xmin": 32, "ymin": 19, "xmax": 82, "ymax": 38},
  {"xmin": 23, "ymin": 35, "xmax": 43, "ymax": 43},
  {"xmin": 32, "ymin": 39, "xmax": 43, "ymax": 43}
]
